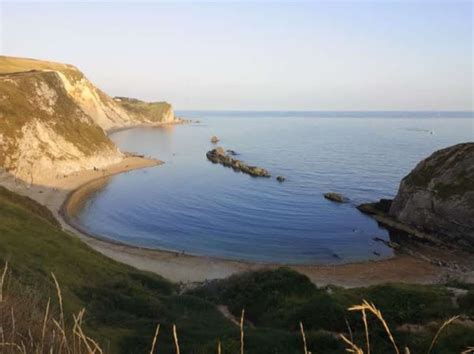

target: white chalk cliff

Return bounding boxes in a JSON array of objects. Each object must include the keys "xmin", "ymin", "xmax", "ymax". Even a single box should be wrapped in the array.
[{"xmin": 0, "ymin": 56, "xmax": 176, "ymax": 185}]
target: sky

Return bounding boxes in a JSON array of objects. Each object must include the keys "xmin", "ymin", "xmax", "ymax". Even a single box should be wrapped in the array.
[{"xmin": 0, "ymin": 1, "xmax": 472, "ymax": 111}]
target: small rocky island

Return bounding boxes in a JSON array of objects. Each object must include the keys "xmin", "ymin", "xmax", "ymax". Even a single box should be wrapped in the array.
[
  {"xmin": 324, "ymin": 192, "xmax": 346, "ymax": 203},
  {"xmin": 206, "ymin": 147, "xmax": 271, "ymax": 177},
  {"xmin": 359, "ymin": 142, "xmax": 474, "ymax": 250}
]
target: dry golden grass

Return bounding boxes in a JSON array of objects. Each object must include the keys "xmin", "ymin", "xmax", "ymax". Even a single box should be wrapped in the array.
[
  {"xmin": 343, "ymin": 299, "xmax": 464, "ymax": 354},
  {"xmin": 0, "ymin": 263, "xmax": 109, "ymax": 354},
  {"xmin": 172, "ymin": 324, "xmax": 180, "ymax": 354},
  {"xmin": 240, "ymin": 309, "xmax": 245, "ymax": 354},
  {"xmin": 0, "ymin": 262, "xmax": 470, "ymax": 354},
  {"xmin": 0, "ymin": 261, "xmax": 8, "ymax": 303},
  {"xmin": 299, "ymin": 322, "xmax": 309, "ymax": 354},
  {"xmin": 149, "ymin": 324, "xmax": 160, "ymax": 354}
]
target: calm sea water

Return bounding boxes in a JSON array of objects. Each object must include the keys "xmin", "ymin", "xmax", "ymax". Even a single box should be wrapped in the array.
[{"xmin": 74, "ymin": 112, "xmax": 473, "ymax": 264}]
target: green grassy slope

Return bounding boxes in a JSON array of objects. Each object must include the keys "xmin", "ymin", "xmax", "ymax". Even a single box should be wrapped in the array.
[
  {"xmin": 0, "ymin": 55, "xmax": 86, "ymax": 85},
  {"xmin": 0, "ymin": 186, "xmax": 236, "ymax": 353}
]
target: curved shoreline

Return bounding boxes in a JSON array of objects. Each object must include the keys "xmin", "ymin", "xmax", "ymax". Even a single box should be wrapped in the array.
[
  {"xmin": 62, "ymin": 174, "xmax": 385, "ymax": 267},
  {"xmin": 55, "ymin": 159, "xmax": 455, "ymax": 288},
  {"xmin": 1, "ymin": 124, "xmax": 466, "ymax": 287}
]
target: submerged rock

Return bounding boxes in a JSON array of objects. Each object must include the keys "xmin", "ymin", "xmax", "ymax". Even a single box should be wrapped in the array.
[
  {"xmin": 276, "ymin": 176, "xmax": 286, "ymax": 182},
  {"xmin": 206, "ymin": 148, "xmax": 271, "ymax": 177},
  {"xmin": 210, "ymin": 136, "xmax": 220, "ymax": 144},
  {"xmin": 324, "ymin": 192, "xmax": 346, "ymax": 203},
  {"xmin": 389, "ymin": 143, "xmax": 474, "ymax": 248},
  {"xmin": 226, "ymin": 149, "xmax": 238, "ymax": 156},
  {"xmin": 358, "ymin": 199, "xmax": 392, "ymax": 214}
]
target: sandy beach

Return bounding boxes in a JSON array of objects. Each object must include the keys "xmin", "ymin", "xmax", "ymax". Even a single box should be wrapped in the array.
[{"xmin": 1, "ymin": 148, "xmax": 471, "ymax": 288}]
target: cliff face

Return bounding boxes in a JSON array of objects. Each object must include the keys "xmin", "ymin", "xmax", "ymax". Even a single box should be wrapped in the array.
[
  {"xmin": 389, "ymin": 143, "xmax": 474, "ymax": 247},
  {"xmin": 0, "ymin": 70, "xmax": 122, "ymax": 185},
  {"xmin": 113, "ymin": 97, "xmax": 175, "ymax": 125},
  {"xmin": 0, "ymin": 56, "xmax": 176, "ymax": 185}
]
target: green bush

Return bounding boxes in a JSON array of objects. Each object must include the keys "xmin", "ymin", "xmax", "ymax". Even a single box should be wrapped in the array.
[{"xmin": 458, "ymin": 290, "xmax": 474, "ymax": 316}]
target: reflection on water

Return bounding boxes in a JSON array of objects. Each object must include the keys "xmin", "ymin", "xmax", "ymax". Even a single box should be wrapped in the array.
[{"xmin": 74, "ymin": 113, "xmax": 473, "ymax": 264}]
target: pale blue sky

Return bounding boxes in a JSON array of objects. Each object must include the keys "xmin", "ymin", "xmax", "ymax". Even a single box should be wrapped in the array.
[{"xmin": 1, "ymin": 1, "xmax": 472, "ymax": 110}]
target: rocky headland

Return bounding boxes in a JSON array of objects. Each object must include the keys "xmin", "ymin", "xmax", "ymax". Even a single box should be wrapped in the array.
[
  {"xmin": 359, "ymin": 143, "xmax": 474, "ymax": 250},
  {"xmin": 113, "ymin": 96, "xmax": 175, "ymax": 125}
]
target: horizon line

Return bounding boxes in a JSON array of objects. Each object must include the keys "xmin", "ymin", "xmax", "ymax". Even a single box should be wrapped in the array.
[{"xmin": 175, "ymin": 109, "xmax": 474, "ymax": 113}]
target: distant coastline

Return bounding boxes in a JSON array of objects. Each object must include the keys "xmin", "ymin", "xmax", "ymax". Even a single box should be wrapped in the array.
[
  {"xmin": 106, "ymin": 117, "xmax": 193, "ymax": 135},
  {"xmin": 175, "ymin": 110, "xmax": 474, "ymax": 119}
]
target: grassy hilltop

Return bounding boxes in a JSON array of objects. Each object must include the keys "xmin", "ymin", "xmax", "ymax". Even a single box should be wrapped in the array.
[
  {"xmin": 0, "ymin": 56, "xmax": 85, "ymax": 82},
  {"xmin": 0, "ymin": 185, "xmax": 473, "ymax": 353}
]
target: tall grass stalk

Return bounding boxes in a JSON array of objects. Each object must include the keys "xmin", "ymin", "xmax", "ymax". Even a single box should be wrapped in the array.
[
  {"xmin": 349, "ymin": 300, "xmax": 399, "ymax": 354},
  {"xmin": 149, "ymin": 324, "xmax": 160, "ymax": 354},
  {"xmin": 0, "ymin": 261, "xmax": 8, "ymax": 303},
  {"xmin": 427, "ymin": 315, "xmax": 459, "ymax": 354},
  {"xmin": 173, "ymin": 324, "xmax": 180, "ymax": 354},
  {"xmin": 240, "ymin": 309, "xmax": 245, "ymax": 354},
  {"xmin": 345, "ymin": 300, "xmax": 463, "ymax": 354},
  {"xmin": 299, "ymin": 321, "xmax": 308, "ymax": 354}
]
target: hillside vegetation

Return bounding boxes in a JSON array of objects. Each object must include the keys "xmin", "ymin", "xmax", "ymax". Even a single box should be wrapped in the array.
[
  {"xmin": 189, "ymin": 269, "xmax": 474, "ymax": 353},
  {"xmin": 0, "ymin": 186, "xmax": 236, "ymax": 353}
]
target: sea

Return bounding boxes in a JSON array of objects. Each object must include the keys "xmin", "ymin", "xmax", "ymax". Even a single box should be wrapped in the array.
[{"xmin": 74, "ymin": 111, "xmax": 474, "ymax": 264}]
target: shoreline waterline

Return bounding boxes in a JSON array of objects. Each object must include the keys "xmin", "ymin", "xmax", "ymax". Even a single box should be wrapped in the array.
[
  {"xmin": 106, "ymin": 118, "xmax": 193, "ymax": 135},
  {"xmin": 0, "ymin": 120, "xmax": 460, "ymax": 286},
  {"xmin": 56, "ymin": 151, "xmax": 446, "ymax": 287},
  {"xmin": 86, "ymin": 115, "xmax": 474, "ymax": 264}
]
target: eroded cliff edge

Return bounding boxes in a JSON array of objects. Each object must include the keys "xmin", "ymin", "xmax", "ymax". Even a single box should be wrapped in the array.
[
  {"xmin": 0, "ymin": 56, "xmax": 177, "ymax": 185},
  {"xmin": 359, "ymin": 143, "xmax": 474, "ymax": 250},
  {"xmin": 389, "ymin": 142, "xmax": 474, "ymax": 248}
]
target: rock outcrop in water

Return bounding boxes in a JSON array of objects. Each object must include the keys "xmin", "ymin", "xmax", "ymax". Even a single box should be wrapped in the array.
[
  {"xmin": 276, "ymin": 176, "xmax": 286, "ymax": 182},
  {"xmin": 206, "ymin": 147, "xmax": 271, "ymax": 177},
  {"xmin": 324, "ymin": 192, "xmax": 346, "ymax": 203},
  {"xmin": 388, "ymin": 143, "xmax": 474, "ymax": 248}
]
